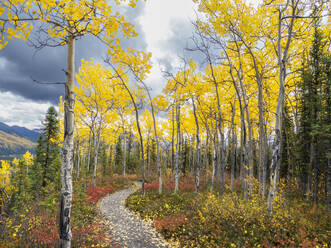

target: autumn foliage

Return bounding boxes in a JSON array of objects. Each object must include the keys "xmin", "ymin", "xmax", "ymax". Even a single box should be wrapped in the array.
[
  {"xmin": 86, "ymin": 186, "xmax": 113, "ymax": 204},
  {"xmin": 127, "ymin": 178, "xmax": 330, "ymax": 247},
  {"xmin": 0, "ymin": 174, "xmax": 133, "ymax": 247},
  {"xmin": 145, "ymin": 177, "xmax": 197, "ymax": 192},
  {"xmin": 0, "ymin": 0, "xmax": 330, "ymax": 246},
  {"xmin": 154, "ymin": 214, "xmax": 187, "ymax": 234}
]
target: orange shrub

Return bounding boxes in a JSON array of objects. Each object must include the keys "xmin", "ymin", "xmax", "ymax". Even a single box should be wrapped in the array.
[
  {"xmin": 155, "ymin": 214, "xmax": 187, "ymax": 233},
  {"xmin": 86, "ymin": 186, "xmax": 113, "ymax": 203}
]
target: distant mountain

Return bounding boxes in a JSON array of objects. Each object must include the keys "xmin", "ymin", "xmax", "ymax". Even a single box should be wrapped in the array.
[
  {"xmin": 33, "ymin": 128, "xmax": 43, "ymax": 134},
  {"xmin": 0, "ymin": 122, "xmax": 40, "ymax": 142},
  {"xmin": 0, "ymin": 130, "xmax": 37, "ymax": 156},
  {"xmin": 0, "ymin": 122, "xmax": 40, "ymax": 157}
]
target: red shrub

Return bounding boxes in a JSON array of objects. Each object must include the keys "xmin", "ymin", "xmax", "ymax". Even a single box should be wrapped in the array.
[
  {"xmin": 165, "ymin": 177, "xmax": 196, "ymax": 192},
  {"xmin": 145, "ymin": 182, "xmax": 159, "ymax": 190},
  {"xmin": 179, "ymin": 181, "xmax": 196, "ymax": 191},
  {"xmin": 23, "ymin": 211, "xmax": 59, "ymax": 246},
  {"xmin": 86, "ymin": 186, "xmax": 113, "ymax": 203},
  {"xmin": 146, "ymin": 177, "xmax": 196, "ymax": 192},
  {"xmin": 164, "ymin": 182, "xmax": 175, "ymax": 191},
  {"xmin": 72, "ymin": 221, "xmax": 106, "ymax": 246},
  {"xmin": 154, "ymin": 214, "xmax": 187, "ymax": 232}
]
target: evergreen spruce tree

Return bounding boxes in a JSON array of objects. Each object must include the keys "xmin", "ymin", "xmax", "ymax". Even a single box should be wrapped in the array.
[
  {"xmin": 42, "ymin": 107, "xmax": 60, "ymax": 187},
  {"xmin": 297, "ymin": 21, "xmax": 330, "ymax": 204},
  {"xmin": 322, "ymin": 53, "xmax": 331, "ymax": 210},
  {"xmin": 30, "ymin": 135, "xmax": 45, "ymax": 193},
  {"xmin": 115, "ymin": 137, "xmax": 122, "ymax": 168},
  {"xmin": 182, "ymin": 138, "xmax": 189, "ymax": 175},
  {"xmin": 9, "ymin": 153, "xmax": 33, "ymax": 214},
  {"xmin": 132, "ymin": 141, "xmax": 141, "ymax": 174},
  {"xmin": 33, "ymin": 106, "xmax": 61, "ymax": 199},
  {"xmin": 280, "ymin": 102, "xmax": 295, "ymax": 182}
]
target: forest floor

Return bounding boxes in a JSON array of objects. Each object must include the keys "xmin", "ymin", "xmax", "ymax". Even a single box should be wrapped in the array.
[
  {"xmin": 126, "ymin": 177, "xmax": 331, "ymax": 247},
  {"xmin": 99, "ymin": 181, "xmax": 176, "ymax": 248}
]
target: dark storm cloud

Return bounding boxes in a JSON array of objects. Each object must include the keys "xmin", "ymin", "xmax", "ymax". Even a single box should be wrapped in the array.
[
  {"xmin": 0, "ymin": 39, "xmax": 66, "ymax": 104},
  {"xmin": 159, "ymin": 18, "xmax": 213, "ymax": 73},
  {"xmin": 0, "ymin": 2, "xmax": 147, "ymax": 104}
]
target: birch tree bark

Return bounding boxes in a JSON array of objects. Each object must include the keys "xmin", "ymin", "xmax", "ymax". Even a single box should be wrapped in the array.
[
  {"xmin": 87, "ymin": 129, "xmax": 92, "ymax": 173},
  {"xmin": 204, "ymin": 134, "xmax": 209, "ymax": 170},
  {"xmin": 153, "ymin": 113, "xmax": 162, "ymax": 194},
  {"xmin": 108, "ymin": 62, "xmax": 146, "ymax": 197},
  {"xmin": 75, "ymin": 139, "xmax": 80, "ymax": 178},
  {"xmin": 267, "ymin": 0, "xmax": 296, "ymax": 212},
  {"xmin": 92, "ymin": 127, "xmax": 101, "ymax": 186},
  {"xmin": 232, "ymin": 37, "xmax": 254, "ymax": 195},
  {"xmin": 226, "ymin": 58, "xmax": 249, "ymax": 199},
  {"xmin": 147, "ymin": 133, "xmax": 150, "ymax": 176},
  {"xmin": 228, "ymin": 22, "xmax": 269, "ymax": 198},
  {"xmin": 59, "ymin": 35, "xmax": 75, "ymax": 248},
  {"xmin": 175, "ymin": 103, "xmax": 181, "ymax": 193},
  {"xmin": 190, "ymin": 27, "xmax": 226, "ymax": 195},
  {"xmin": 211, "ymin": 135, "xmax": 217, "ymax": 192},
  {"xmin": 259, "ymin": 81, "xmax": 268, "ymax": 197},
  {"xmin": 171, "ymin": 106, "xmax": 175, "ymax": 177},
  {"xmin": 122, "ymin": 125, "xmax": 127, "ymax": 177},
  {"xmin": 230, "ymin": 101, "xmax": 236, "ymax": 191},
  {"xmin": 125, "ymin": 63, "xmax": 163, "ymax": 193},
  {"xmin": 210, "ymin": 116, "xmax": 218, "ymax": 192},
  {"xmin": 192, "ymin": 97, "xmax": 201, "ymax": 193},
  {"xmin": 136, "ymin": 110, "xmax": 146, "ymax": 197}
]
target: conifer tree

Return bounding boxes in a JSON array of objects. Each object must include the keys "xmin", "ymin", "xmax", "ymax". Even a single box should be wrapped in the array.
[
  {"xmin": 280, "ymin": 102, "xmax": 295, "ymax": 183},
  {"xmin": 41, "ymin": 107, "xmax": 61, "ymax": 189},
  {"xmin": 30, "ymin": 135, "xmax": 45, "ymax": 193},
  {"xmin": 297, "ymin": 21, "xmax": 330, "ymax": 204},
  {"xmin": 115, "ymin": 137, "xmax": 123, "ymax": 170},
  {"xmin": 9, "ymin": 152, "xmax": 33, "ymax": 214}
]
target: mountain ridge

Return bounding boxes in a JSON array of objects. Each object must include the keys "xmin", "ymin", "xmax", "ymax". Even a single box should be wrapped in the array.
[
  {"xmin": 0, "ymin": 122, "xmax": 40, "ymax": 157},
  {"xmin": 0, "ymin": 122, "xmax": 40, "ymax": 142}
]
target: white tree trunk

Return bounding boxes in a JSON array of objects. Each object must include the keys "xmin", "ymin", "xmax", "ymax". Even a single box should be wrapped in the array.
[
  {"xmin": 171, "ymin": 106, "xmax": 175, "ymax": 176},
  {"xmin": 92, "ymin": 128, "xmax": 101, "ymax": 185},
  {"xmin": 147, "ymin": 133, "xmax": 150, "ymax": 176},
  {"xmin": 230, "ymin": 102, "xmax": 236, "ymax": 191},
  {"xmin": 175, "ymin": 104, "xmax": 181, "ymax": 192},
  {"xmin": 192, "ymin": 97, "xmax": 201, "ymax": 193},
  {"xmin": 59, "ymin": 35, "xmax": 75, "ymax": 248},
  {"xmin": 267, "ymin": 1, "xmax": 295, "ymax": 211},
  {"xmin": 211, "ymin": 135, "xmax": 217, "ymax": 192},
  {"xmin": 123, "ymin": 126, "xmax": 126, "ymax": 177},
  {"xmin": 87, "ymin": 129, "xmax": 92, "ymax": 173}
]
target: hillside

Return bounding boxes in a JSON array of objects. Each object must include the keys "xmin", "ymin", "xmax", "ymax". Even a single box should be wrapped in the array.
[
  {"xmin": 0, "ymin": 122, "xmax": 40, "ymax": 142},
  {"xmin": 0, "ymin": 123, "xmax": 39, "ymax": 156}
]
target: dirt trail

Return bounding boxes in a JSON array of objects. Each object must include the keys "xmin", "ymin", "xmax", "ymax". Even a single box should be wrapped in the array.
[{"xmin": 99, "ymin": 182, "xmax": 174, "ymax": 248}]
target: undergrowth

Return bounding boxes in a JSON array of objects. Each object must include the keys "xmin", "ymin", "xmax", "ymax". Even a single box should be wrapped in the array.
[
  {"xmin": 0, "ymin": 174, "xmax": 134, "ymax": 247},
  {"xmin": 126, "ymin": 176, "xmax": 330, "ymax": 248}
]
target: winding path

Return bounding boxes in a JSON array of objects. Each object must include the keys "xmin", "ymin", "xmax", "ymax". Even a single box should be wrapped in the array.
[{"xmin": 99, "ymin": 182, "xmax": 174, "ymax": 248}]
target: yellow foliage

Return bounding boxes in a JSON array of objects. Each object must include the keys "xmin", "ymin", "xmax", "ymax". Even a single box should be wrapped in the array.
[
  {"xmin": 21, "ymin": 151, "xmax": 33, "ymax": 166},
  {"xmin": 0, "ymin": 160, "xmax": 12, "ymax": 186},
  {"xmin": 1, "ymin": 0, "xmax": 140, "ymax": 51}
]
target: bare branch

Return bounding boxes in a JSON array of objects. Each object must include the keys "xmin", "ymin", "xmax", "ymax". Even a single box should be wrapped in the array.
[{"xmin": 31, "ymin": 76, "xmax": 65, "ymax": 85}]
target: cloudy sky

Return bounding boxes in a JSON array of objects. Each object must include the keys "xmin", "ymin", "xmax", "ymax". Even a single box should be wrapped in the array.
[{"xmin": 0, "ymin": 0, "xmax": 201, "ymax": 129}]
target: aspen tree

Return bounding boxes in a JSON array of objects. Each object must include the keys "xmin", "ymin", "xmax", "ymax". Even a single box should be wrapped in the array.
[{"xmin": 1, "ymin": 0, "xmax": 141, "ymax": 245}]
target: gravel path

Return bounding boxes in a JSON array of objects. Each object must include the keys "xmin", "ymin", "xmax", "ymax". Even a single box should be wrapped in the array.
[{"xmin": 99, "ymin": 182, "xmax": 174, "ymax": 248}]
